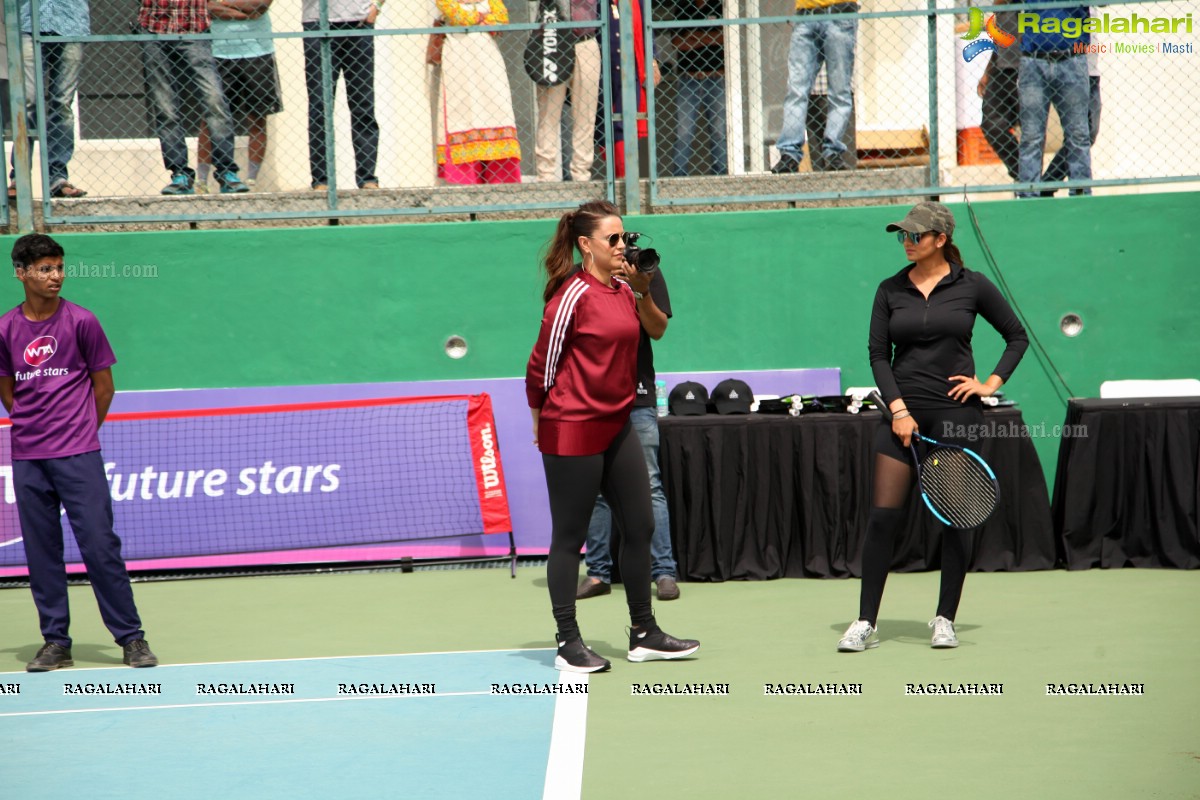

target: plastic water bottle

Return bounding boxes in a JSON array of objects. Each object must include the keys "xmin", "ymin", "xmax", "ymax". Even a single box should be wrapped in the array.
[{"xmin": 655, "ymin": 380, "xmax": 669, "ymax": 417}]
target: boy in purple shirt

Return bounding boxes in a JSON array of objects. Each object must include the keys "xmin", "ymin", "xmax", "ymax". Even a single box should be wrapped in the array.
[{"xmin": 0, "ymin": 234, "xmax": 157, "ymax": 672}]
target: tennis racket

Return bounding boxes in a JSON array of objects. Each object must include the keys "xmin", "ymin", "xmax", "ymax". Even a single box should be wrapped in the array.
[{"xmin": 868, "ymin": 391, "xmax": 1000, "ymax": 530}]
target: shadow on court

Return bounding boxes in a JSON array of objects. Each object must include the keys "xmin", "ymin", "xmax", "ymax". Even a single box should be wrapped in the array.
[
  {"xmin": 828, "ymin": 619, "xmax": 981, "ymax": 646},
  {"xmin": 508, "ymin": 646, "xmax": 557, "ymax": 667},
  {"xmin": 518, "ymin": 638, "xmax": 630, "ymax": 661}
]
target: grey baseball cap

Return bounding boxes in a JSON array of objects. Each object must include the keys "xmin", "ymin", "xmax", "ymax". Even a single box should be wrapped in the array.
[{"xmin": 885, "ymin": 201, "xmax": 956, "ymax": 236}]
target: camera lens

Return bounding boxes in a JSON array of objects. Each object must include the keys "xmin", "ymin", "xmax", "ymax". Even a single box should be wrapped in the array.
[{"xmin": 634, "ymin": 248, "xmax": 659, "ymax": 272}]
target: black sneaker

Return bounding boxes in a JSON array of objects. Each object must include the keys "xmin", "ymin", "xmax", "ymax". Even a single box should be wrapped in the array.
[
  {"xmin": 554, "ymin": 636, "xmax": 611, "ymax": 673},
  {"xmin": 770, "ymin": 154, "xmax": 801, "ymax": 174},
  {"xmin": 815, "ymin": 152, "xmax": 846, "ymax": 172},
  {"xmin": 627, "ymin": 624, "xmax": 700, "ymax": 662},
  {"xmin": 122, "ymin": 639, "xmax": 159, "ymax": 668},
  {"xmin": 26, "ymin": 642, "xmax": 74, "ymax": 672}
]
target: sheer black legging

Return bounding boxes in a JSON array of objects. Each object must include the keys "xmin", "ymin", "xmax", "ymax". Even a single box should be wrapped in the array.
[
  {"xmin": 543, "ymin": 422, "xmax": 654, "ymax": 642},
  {"xmin": 858, "ymin": 405, "xmax": 983, "ymax": 627}
]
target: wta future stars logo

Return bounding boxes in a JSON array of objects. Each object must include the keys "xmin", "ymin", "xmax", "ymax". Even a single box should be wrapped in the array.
[{"xmin": 961, "ymin": 7, "xmax": 1016, "ymax": 61}]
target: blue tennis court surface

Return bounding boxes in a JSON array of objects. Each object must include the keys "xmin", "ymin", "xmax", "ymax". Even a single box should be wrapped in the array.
[{"xmin": 0, "ymin": 649, "xmax": 589, "ymax": 799}]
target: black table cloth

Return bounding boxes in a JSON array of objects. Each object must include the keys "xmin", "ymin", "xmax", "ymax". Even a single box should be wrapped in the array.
[
  {"xmin": 1052, "ymin": 397, "xmax": 1200, "ymax": 569},
  {"xmin": 658, "ymin": 407, "xmax": 1055, "ymax": 581}
]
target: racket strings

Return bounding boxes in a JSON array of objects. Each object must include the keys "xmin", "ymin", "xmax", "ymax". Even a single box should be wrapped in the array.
[
  {"xmin": 924, "ymin": 458, "xmax": 996, "ymax": 528},
  {"xmin": 920, "ymin": 447, "xmax": 999, "ymax": 529}
]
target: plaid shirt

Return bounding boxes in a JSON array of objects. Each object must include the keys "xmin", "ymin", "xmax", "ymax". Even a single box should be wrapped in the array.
[{"xmin": 138, "ymin": 0, "xmax": 210, "ymax": 34}]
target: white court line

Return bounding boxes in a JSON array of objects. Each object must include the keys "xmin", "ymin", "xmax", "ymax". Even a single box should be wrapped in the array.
[
  {"xmin": 0, "ymin": 647, "xmax": 555, "ymax": 675},
  {"xmin": 0, "ymin": 689, "xmax": 497, "ymax": 718},
  {"xmin": 542, "ymin": 672, "xmax": 589, "ymax": 800},
  {"xmin": 0, "ymin": 537, "xmax": 23, "ymax": 548}
]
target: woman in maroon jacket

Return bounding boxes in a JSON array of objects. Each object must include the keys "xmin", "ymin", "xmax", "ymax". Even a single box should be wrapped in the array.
[{"xmin": 526, "ymin": 200, "xmax": 698, "ymax": 673}]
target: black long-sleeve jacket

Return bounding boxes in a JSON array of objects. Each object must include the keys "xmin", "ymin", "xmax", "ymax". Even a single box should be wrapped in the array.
[{"xmin": 869, "ymin": 262, "xmax": 1029, "ymax": 409}]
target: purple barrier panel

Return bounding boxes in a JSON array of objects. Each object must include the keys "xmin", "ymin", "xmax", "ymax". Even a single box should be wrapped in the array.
[
  {"xmin": 0, "ymin": 396, "xmax": 510, "ymax": 574},
  {"xmin": 0, "ymin": 370, "xmax": 838, "ymax": 574}
]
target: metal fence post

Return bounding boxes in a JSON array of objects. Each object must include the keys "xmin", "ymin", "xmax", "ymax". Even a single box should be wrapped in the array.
[
  {"xmin": 617, "ymin": 0, "xmax": 639, "ymax": 213},
  {"xmin": 926, "ymin": 0, "xmax": 939, "ymax": 193},
  {"xmin": 4, "ymin": 0, "xmax": 33, "ymax": 231},
  {"xmin": 318, "ymin": 0, "xmax": 338, "ymax": 209}
]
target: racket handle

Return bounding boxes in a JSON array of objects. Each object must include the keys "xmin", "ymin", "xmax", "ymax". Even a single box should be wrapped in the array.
[{"xmin": 868, "ymin": 390, "xmax": 892, "ymax": 422}]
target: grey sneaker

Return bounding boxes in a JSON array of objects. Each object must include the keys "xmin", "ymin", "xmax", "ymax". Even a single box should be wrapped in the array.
[
  {"xmin": 837, "ymin": 619, "xmax": 879, "ymax": 652},
  {"xmin": 576, "ymin": 577, "xmax": 611, "ymax": 600},
  {"xmin": 929, "ymin": 616, "xmax": 959, "ymax": 648},
  {"xmin": 655, "ymin": 576, "xmax": 680, "ymax": 601}
]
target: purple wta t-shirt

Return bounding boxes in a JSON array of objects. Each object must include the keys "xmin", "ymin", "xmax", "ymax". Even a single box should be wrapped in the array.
[{"xmin": 0, "ymin": 299, "xmax": 117, "ymax": 460}]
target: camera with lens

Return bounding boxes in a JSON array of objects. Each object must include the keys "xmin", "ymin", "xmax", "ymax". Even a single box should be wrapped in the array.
[{"xmin": 622, "ymin": 232, "xmax": 659, "ymax": 273}]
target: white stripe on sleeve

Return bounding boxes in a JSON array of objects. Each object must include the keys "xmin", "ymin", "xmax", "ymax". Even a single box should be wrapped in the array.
[{"xmin": 545, "ymin": 279, "xmax": 589, "ymax": 391}]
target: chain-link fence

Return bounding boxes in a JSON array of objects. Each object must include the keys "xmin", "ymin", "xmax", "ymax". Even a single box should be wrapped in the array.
[
  {"xmin": 649, "ymin": 0, "xmax": 1200, "ymax": 207},
  {"xmin": 2, "ymin": 0, "xmax": 1197, "ymax": 229}
]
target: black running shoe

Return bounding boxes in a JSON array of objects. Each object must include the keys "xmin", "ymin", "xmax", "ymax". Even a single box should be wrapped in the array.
[
  {"xmin": 770, "ymin": 154, "xmax": 801, "ymax": 174},
  {"xmin": 627, "ymin": 625, "xmax": 700, "ymax": 662},
  {"xmin": 26, "ymin": 642, "xmax": 74, "ymax": 672},
  {"xmin": 554, "ymin": 636, "xmax": 611, "ymax": 673},
  {"xmin": 122, "ymin": 639, "xmax": 159, "ymax": 668}
]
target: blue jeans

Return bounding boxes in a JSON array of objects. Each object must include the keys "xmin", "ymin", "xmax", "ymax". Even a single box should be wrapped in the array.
[
  {"xmin": 776, "ymin": 9, "xmax": 857, "ymax": 161},
  {"xmin": 1017, "ymin": 54, "xmax": 1092, "ymax": 196},
  {"xmin": 10, "ymin": 36, "xmax": 82, "ymax": 186},
  {"xmin": 303, "ymin": 22, "xmax": 380, "ymax": 188},
  {"xmin": 140, "ymin": 34, "xmax": 239, "ymax": 179},
  {"xmin": 671, "ymin": 74, "xmax": 727, "ymax": 176},
  {"xmin": 585, "ymin": 407, "xmax": 677, "ymax": 582},
  {"xmin": 1042, "ymin": 75, "xmax": 1101, "ymax": 184}
]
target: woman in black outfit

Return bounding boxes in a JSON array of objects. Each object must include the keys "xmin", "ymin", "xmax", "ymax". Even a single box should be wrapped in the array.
[{"xmin": 838, "ymin": 201, "xmax": 1029, "ymax": 652}]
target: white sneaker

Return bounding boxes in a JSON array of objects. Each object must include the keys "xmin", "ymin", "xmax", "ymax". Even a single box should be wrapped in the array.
[
  {"xmin": 929, "ymin": 616, "xmax": 959, "ymax": 648},
  {"xmin": 837, "ymin": 619, "xmax": 879, "ymax": 652},
  {"xmin": 194, "ymin": 180, "xmax": 209, "ymax": 194}
]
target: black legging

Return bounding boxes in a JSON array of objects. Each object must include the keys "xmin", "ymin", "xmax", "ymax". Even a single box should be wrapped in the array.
[
  {"xmin": 859, "ymin": 405, "xmax": 984, "ymax": 627},
  {"xmin": 543, "ymin": 421, "xmax": 654, "ymax": 641}
]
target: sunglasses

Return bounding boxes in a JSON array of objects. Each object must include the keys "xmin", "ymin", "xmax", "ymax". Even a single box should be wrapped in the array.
[
  {"xmin": 592, "ymin": 232, "xmax": 628, "ymax": 248},
  {"xmin": 896, "ymin": 230, "xmax": 932, "ymax": 245}
]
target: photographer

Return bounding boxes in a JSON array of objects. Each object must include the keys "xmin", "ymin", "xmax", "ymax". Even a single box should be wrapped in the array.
[
  {"xmin": 526, "ymin": 200, "xmax": 698, "ymax": 673},
  {"xmin": 578, "ymin": 234, "xmax": 682, "ymax": 602}
]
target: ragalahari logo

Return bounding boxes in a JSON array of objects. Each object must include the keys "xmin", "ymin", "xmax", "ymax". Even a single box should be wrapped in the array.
[
  {"xmin": 961, "ymin": 7, "xmax": 1017, "ymax": 61},
  {"xmin": 23, "ymin": 336, "xmax": 58, "ymax": 367}
]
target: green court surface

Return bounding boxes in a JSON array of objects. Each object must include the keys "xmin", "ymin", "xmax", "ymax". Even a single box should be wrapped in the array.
[{"xmin": 1, "ymin": 566, "xmax": 1197, "ymax": 799}]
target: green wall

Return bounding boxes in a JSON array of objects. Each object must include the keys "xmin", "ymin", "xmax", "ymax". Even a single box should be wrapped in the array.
[{"xmin": 6, "ymin": 191, "xmax": 1198, "ymax": 485}]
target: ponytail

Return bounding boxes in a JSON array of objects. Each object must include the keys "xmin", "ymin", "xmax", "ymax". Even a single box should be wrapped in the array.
[
  {"xmin": 543, "ymin": 213, "xmax": 578, "ymax": 304},
  {"xmin": 541, "ymin": 200, "xmax": 621, "ymax": 303},
  {"xmin": 942, "ymin": 234, "xmax": 963, "ymax": 269}
]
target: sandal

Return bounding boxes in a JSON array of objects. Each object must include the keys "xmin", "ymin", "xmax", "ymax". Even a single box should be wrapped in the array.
[{"xmin": 50, "ymin": 181, "xmax": 88, "ymax": 198}]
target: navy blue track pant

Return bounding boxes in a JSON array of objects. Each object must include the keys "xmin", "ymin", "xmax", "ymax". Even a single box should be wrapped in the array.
[{"xmin": 15, "ymin": 450, "xmax": 144, "ymax": 648}]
